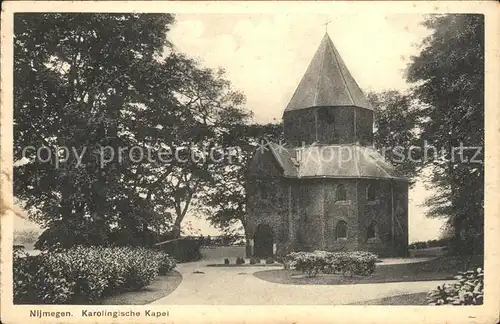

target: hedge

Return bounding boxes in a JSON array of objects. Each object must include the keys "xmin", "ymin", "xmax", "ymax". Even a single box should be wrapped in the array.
[
  {"xmin": 409, "ymin": 238, "xmax": 451, "ymax": 249},
  {"xmin": 13, "ymin": 246, "xmax": 176, "ymax": 304},
  {"xmin": 427, "ymin": 268, "xmax": 483, "ymax": 305},
  {"xmin": 285, "ymin": 251, "xmax": 378, "ymax": 277}
]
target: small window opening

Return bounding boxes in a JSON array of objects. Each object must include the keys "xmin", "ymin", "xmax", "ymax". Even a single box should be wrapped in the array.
[
  {"xmin": 336, "ymin": 184, "xmax": 347, "ymax": 201},
  {"xmin": 367, "ymin": 184, "xmax": 377, "ymax": 201},
  {"xmin": 367, "ymin": 221, "xmax": 377, "ymax": 239},
  {"xmin": 336, "ymin": 220, "xmax": 347, "ymax": 240}
]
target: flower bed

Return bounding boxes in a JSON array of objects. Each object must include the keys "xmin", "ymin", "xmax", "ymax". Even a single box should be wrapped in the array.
[
  {"xmin": 427, "ymin": 268, "xmax": 483, "ymax": 305},
  {"xmin": 285, "ymin": 251, "xmax": 378, "ymax": 277},
  {"xmin": 13, "ymin": 246, "xmax": 176, "ymax": 304}
]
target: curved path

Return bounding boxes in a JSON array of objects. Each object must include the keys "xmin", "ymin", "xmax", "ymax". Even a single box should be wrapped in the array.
[{"xmin": 151, "ymin": 249, "xmax": 453, "ymax": 305}]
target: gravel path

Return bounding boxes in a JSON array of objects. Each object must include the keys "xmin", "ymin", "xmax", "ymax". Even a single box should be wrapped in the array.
[{"xmin": 150, "ymin": 254, "xmax": 453, "ymax": 305}]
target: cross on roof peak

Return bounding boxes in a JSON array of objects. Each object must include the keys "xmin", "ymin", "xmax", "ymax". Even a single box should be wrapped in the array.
[{"xmin": 324, "ymin": 19, "xmax": 332, "ymax": 33}]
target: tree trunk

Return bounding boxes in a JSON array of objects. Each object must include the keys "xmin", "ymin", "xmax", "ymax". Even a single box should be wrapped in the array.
[
  {"xmin": 452, "ymin": 216, "xmax": 463, "ymax": 255},
  {"xmin": 171, "ymin": 217, "xmax": 182, "ymax": 238}
]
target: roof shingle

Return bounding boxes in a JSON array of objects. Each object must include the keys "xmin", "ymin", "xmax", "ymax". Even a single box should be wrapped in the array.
[
  {"xmin": 267, "ymin": 144, "xmax": 404, "ymax": 180},
  {"xmin": 285, "ymin": 33, "xmax": 372, "ymax": 112}
]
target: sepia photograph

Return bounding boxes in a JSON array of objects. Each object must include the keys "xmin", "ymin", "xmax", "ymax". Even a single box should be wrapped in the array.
[{"xmin": 1, "ymin": 1, "xmax": 499, "ymax": 323}]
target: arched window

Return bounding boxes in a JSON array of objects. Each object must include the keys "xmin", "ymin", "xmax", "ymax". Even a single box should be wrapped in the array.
[
  {"xmin": 367, "ymin": 221, "xmax": 377, "ymax": 239},
  {"xmin": 335, "ymin": 220, "xmax": 347, "ymax": 240},
  {"xmin": 367, "ymin": 184, "xmax": 377, "ymax": 201},
  {"xmin": 336, "ymin": 184, "xmax": 347, "ymax": 201}
]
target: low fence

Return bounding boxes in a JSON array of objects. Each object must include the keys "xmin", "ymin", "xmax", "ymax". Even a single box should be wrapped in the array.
[
  {"xmin": 198, "ymin": 235, "xmax": 246, "ymax": 247},
  {"xmin": 408, "ymin": 246, "xmax": 448, "ymax": 258}
]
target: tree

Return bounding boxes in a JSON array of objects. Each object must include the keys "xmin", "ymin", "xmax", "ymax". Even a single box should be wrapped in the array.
[
  {"xmin": 13, "ymin": 13, "xmax": 250, "ymax": 248},
  {"xmin": 406, "ymin": 14, "xmax": 484, "ymax": 255},
  {"xmin": 368, "ymin": 90, "xmax": 421, "ymax": 186},
  {"xmin": 198, "ymin": 123, "xmax": 283, "ymax": 242},
  {"xmin": 140, "ymin": 63, "xmax": 251, "ymax": 238}
]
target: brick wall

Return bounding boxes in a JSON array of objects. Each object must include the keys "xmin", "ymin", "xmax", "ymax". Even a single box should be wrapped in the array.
[
  {"xmin": 322, "ymin": 179, "xmax": 359, "ymax": 251},
  {"xmin": 247, "ymin": 144, "xmax": 409, "ymax": 257},
  {"xmin": 283, "ymin": 108, "xmax": 316, "ymax": 146},
  {"xmin": 246, "ymin": 149, "xmax": 287, "ymax": 252},
  {"xmin": 357, "ymin": 179, "xmax": 408, "ymax": 257},
  {"xmin": 292, "ymin": 180, "xmax": 325, "ymax": 251}
]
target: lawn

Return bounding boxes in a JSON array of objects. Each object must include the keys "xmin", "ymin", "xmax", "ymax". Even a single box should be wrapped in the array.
[
  {"xmin": 253, "ymin": 255, "xmax": 483, "ymax": 285},
  {"xmin": 100, "ymin": 271, "xmax": 182, "ymax": 305},
  {"xmin": 349, "ymin": 292, "xmax": 428, "ymax": 305},
  {"xmin": 206, "ymin": 263, "xmax": 282, "ymax": 268}
]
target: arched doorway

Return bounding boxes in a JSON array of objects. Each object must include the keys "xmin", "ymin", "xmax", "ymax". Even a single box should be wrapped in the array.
[{"xmin": 253, "ymin": 224, "xmax": 274, "ymax": 258}]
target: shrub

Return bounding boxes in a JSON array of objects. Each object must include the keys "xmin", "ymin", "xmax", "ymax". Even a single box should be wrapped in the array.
[
  {"xmin": 427, "ymin": 268, "xmax": 483, "ymax": 305},
  {"xmin": 265, "ymin": 257, "xmax": 274, "ymax": 264},
  {"xmin": 285, "ymin": 251, "xmax": 378, "ymax": 278},
  {"xmin": 158, "ymin": 256, "xmax": 177, "ymax": 275},
  {"xmin": 236, "ymin": 257, "xmax": 245, "ymax": 265},
  {"xmin": 249, "ymin": 257, "xmax": 260, "ymax": 265},
  {"xmin": 285, "ymin": 251, "xmax": 329, "ymax": 277},
  {"xmin": 409, "ymin": 238, "xmax": 451, "ymax": 250},
  {"xmin": 224, "ymin": 258, "xmax": 230, "ymax": 265},
  {"xmin": 13, "ymin": 246, "xmax": 175, "ymax": 304}
]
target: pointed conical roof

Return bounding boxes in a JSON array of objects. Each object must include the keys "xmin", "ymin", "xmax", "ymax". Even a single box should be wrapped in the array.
[{"xmin": 285, "ymin": 33, "xmax": 372, "ymax": 112}]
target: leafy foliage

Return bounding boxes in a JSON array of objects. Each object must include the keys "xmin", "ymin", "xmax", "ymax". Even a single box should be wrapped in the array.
[
  {"xmin": 406, "ymin": 14, "xmax": 484, "ymax": 255},
  {"xmin": 285, "ymin": 251, "xmax": 378, "ymax": 278},
  {"xmin": 14, "ymin": 13, "xmax": 251, "ymax": 248},
  {"xmin": 408, "ymin": 238, "xmax": 451, "ymax": 249},
  {"xmin": 13, "ymin": 246, "xmax": 175, "ymax": 304},
  {"xmin": 265, "ymin": 257, "xmax": 275, "ymax": 264},
  {"xmin": 427, "ymin": 268, "xmax": 483, "ymax": 305},
  {"xmin": 249, "ymin": 257, "xmax": 260, "ymax": 265},
  {"xmin": 368, "ymin": 91, "xmax": 421, "ymax": 186}
]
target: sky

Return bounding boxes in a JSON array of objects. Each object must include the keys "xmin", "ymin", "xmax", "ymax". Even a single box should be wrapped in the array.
[
  {"xmin": 14, "ymin": 13, "xmax": 446, "ymax": 243},
  {"xmin": 166, "ymin": 13, "xmax": 445, "ymax": 242}
]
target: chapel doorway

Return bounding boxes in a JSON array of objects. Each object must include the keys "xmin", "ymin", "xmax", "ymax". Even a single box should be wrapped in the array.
[{"xmin": 253, "ymin": 224, "xmax": 274, "ymax": 258}]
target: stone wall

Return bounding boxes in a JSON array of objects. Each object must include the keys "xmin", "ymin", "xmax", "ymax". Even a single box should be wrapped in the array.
[
  {"xmin": 356, "ymin": 179, "xmax": 408, "ymax": 257},
  {"xmin": 393, "ymin": 180, "xmax": 409, "ymax": 256},
  {"xmin": 247, "ymin": 145, "xmax": 409, "ymax": 258},
  {"xmin": 292, "ymin": 180, "xmax": 325, "ymax": 251},
  {"xmin": 246, "ymin": 149, "xmax": 287, "ymax": 254},
  {"xmin": 283, "ymin": 108, "xmax": 316, "ymax": 146},
  {"xmin": 355, "ymin": 107, "xmax": 374, "ymax": 146},
  {"xmin": 322, "ymin": 179, "xmax": 359, "ymax": 251}
]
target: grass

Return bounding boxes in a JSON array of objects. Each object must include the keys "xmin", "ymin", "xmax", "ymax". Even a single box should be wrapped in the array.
[
  {"xmin": 99, "ymin": 270, "xmax": 182, "ymax": 305},
  {"xmin": 349, "ymin": 292, "xmax": 428, "ymax": 305},
  {"xmin": 254, "ymin": 255, "xmax": 483, "ymax": 286},
  {"xmin": 206, "ymin": 263, "xmax": 282, "ymax": 267}
]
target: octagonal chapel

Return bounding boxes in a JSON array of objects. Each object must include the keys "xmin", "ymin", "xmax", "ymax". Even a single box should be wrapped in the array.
[{"xmin": 246, "ymin": 33, "xmax": 409, "ymax": 258}]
